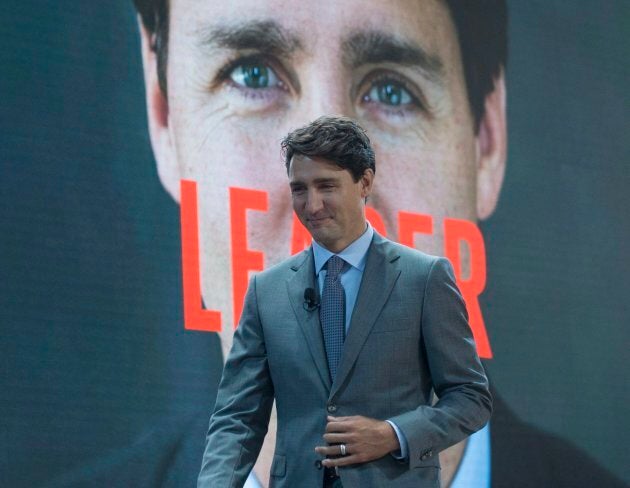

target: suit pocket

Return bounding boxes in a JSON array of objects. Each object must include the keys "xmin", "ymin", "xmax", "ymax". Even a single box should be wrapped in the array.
[
  {"xmin": 370, "ymin": 309, "xmax": 414, "ymax": 332},
  {"xmin": 270, "ymin": 454, "xmax": 286, "ymax": 478}
]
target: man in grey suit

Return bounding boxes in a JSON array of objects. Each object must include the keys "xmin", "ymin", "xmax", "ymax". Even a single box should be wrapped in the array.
[{"xmin": 198, "ymin": 116, "xmax": 492, "ymax": 487}]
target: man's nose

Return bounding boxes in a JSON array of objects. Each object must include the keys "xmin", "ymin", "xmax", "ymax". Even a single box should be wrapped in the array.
[
  {"xmin": 293, "ymin": 66, "xmax": 355, "ymax": 123},
  {"xmin": 302, "ymin": 91, "xmax": 354, "ymax": 121},
  {"xmin": 305, "ymin": 189, "xmax": 324, "ymax": 214}
]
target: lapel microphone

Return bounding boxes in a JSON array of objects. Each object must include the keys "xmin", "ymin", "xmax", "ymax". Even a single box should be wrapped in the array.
[{"xmin": 303, "ymin": 288, "xmax": 320, "ymax": 312}]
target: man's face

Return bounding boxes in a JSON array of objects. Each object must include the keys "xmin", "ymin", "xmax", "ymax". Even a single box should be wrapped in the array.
[
  {"xmin": 143, "ymin": 0, "xmax": 505, "ymax": 344},
  {"xmin": 289, "ymin": 156, "xmax": 373, "ymax": 253}
]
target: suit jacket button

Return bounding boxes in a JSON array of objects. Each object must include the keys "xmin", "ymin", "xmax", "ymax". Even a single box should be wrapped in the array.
[
  {"xmin": 327, "ymin": 404, "xmax": 337, "ymax": 413},
  {"xmin": 420, "ymin": 449, "xmax": 433, "ymax": 461},
  {"xmin": 315, "ymin": 460, "xmax": 323, "ymax": 470}
]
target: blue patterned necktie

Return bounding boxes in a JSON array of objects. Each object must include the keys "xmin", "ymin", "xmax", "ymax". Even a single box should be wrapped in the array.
[{"xmin": 320, "ymin": 255, "xmax": 346, "ymax": 381}]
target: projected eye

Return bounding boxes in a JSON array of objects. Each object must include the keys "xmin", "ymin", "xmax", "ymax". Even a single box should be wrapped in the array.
[
  {"xmin": 358, "ymin": 72, "xmax": 427, "ymax": 118},
  {"xmin": 365, "ymin": 82, "xmax": 413, "ymax": 107},
  {"xmin": 229, "ymin": 62, "xmax": 282, "ymax": 89}
]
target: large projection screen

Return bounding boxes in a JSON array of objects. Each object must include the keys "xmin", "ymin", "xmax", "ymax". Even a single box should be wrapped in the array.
[{"xmin": 2, "ymin": 1, "xmax": 628, "ymax": 486}]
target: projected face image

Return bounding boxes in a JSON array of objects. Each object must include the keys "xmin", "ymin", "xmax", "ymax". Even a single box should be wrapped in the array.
[{"xmin": 141, "ymin": 0, "xmax": 506, "ymax": 352}]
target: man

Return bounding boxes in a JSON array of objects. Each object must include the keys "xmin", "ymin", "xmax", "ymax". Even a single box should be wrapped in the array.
[{"xmin": 198, "ymin": 116, "xmax": 492, "ymax": 487}]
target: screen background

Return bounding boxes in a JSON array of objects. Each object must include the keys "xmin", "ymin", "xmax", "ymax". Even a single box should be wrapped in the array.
[{"xmin": 2, "ymin": 1, "xmax": 628, "ymax": 486}]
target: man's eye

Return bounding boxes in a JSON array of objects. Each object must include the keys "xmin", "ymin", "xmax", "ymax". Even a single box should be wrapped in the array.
[
  {"xmin": 230, "ymin": 62, "xmax": 281, "ymax": 89},
  {"xmin": 364, "ymin": 81, "xmax": 413, "ymax": 106}
]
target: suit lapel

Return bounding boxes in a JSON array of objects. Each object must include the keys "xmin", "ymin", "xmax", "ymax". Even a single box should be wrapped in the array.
[
  {"xmin": 331, "ymin": 235, "xmax": 401, "ymax": 398},
  {"xmin": 287, "ymin": 249, "xmax": 332, "ymax": 391}
]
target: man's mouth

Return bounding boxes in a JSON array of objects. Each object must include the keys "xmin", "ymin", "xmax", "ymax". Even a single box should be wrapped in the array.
[{"xmin": 307, "ymin": 216, "xmax": 331, "ymax": 227}]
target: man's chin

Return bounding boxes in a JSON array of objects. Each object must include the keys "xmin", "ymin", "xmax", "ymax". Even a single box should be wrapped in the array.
[
  {"xmin": 308, "ymin": 228, "xmax": 333, "ymax": 247},
  {"xmin": 306, "ymin": 220, "xmax": 331, "ymax": 236}
]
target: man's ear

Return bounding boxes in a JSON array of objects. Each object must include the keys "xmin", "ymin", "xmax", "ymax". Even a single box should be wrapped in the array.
[
  {"xmin": 138, "ymin": 17, "xmax": 181, "ymax": 203},
  {"xmin": 360, "ymin": 169, "xmax": 375, "ymax": 198},
  {"xmin": 476, "ymin": 70, "xmax": 507, "ymax": 220}
]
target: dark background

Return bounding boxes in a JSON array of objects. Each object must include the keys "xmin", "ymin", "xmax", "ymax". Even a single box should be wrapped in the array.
[
  {"xmin": 2, "ymin": 1, "xmax": 628, "ymax": 486},
  {"xmin": 482, "ymin": 2, "xmax": 629, "ymax": 478}
]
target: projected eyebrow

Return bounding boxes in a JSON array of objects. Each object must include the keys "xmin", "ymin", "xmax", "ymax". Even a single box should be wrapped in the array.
[
  {"xmin": 200, "ymin": 20, "xmax": 303, "ymax": 58},
  {"xmin": 343, "ymin": 31, "xmax": 444, "ymax": 83}
]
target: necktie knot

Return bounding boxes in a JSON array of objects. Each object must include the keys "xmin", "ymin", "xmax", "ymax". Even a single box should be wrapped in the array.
[{"xmin": 326, "ymin": 255, "xmax": 345, "ymax": 279}]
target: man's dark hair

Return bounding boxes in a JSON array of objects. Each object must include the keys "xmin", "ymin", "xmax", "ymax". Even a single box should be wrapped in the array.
[
  {"xmin": 132, "ymin": 0, "xmax": 507, "ymax": 132},
  {"xmin": 281, "ymin": 116, "xmax": 375, "ymax": 182},
  {"xmin": 133, "ymin": 0, "xmax": 169, "ymax": 95},
  {"xmin": 445, "ymin": 0, "xmax": 508, "ymax": 130}
]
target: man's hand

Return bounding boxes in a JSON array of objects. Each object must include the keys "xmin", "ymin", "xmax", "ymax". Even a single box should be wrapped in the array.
[{"xmin": 314, "ymin": 415, "xmax": 400, "ymax": 468}]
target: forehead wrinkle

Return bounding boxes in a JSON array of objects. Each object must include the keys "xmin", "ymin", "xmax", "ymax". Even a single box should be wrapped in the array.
[
  {"xmin": 197, "ymin": 19, "xmax": 303, "ymax": 58},
  {"xmin": 342, "ymin": 30, "xmax": 444, "ymax": 83}
]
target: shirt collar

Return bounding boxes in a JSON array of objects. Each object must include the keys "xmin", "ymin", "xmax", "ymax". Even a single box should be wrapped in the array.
[{"xmin": 313, "ymin": 223, "xmax": 374, "ymax": 276}]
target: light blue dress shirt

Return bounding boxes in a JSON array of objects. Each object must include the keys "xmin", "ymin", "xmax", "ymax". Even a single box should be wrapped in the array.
[
  {"xmin": 450, "ymin": 423, "xmax": 491, "ymax": 488},
  {"xmin": 312, "ymin": 223, "xmax": 374, "ymax": 331}
]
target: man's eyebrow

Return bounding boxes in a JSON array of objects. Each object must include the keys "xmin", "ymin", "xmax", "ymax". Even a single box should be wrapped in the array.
[
  {"xmin": 290, "ymin": 177, "xmax": 340, "ymax": 187},
  {"xmin": 199, "ymin": 20, "xmax": 302, "ymax": 58},
  {"xmin": 313, "ymin": 177, "xmax": 340, "ymax": 184},
  {"xmin": 342, "ymin": 30, "xmax": 444, "ymax": 82}
]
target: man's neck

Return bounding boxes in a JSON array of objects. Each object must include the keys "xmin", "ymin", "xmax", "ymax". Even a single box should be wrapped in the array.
[{"xmin": 313, "ymin": 222, "xmax": 369, "ymax": 254}]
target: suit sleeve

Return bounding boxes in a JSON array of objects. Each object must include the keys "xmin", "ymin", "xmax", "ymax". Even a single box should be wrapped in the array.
[
  {"xmin": 198, "ymin": 275, "xmax": 274, "ymax": 488},
  {"xmin": 389, "ymin": 257, "xmax": 492, "ymax": 469}
]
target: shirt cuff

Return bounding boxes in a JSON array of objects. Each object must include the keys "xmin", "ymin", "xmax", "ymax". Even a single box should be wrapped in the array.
[
  {"xmin": 244, "ymin": 471, "xmax": 262, "ymax": 488},
  {"xmin": 385, "ymin": 420, "xmax": 409, "ymax": 461}
]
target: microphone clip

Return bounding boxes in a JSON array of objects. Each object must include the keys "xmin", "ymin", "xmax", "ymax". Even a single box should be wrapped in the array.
[{"xmin": 303, "ymin": 287, "xmax": 320, "ymax": 312}]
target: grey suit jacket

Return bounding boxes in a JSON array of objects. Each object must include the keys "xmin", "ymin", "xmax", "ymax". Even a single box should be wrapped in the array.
[{"xmin": 198, "ymin": 233, "xmax": 491, "ymax": 487}]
